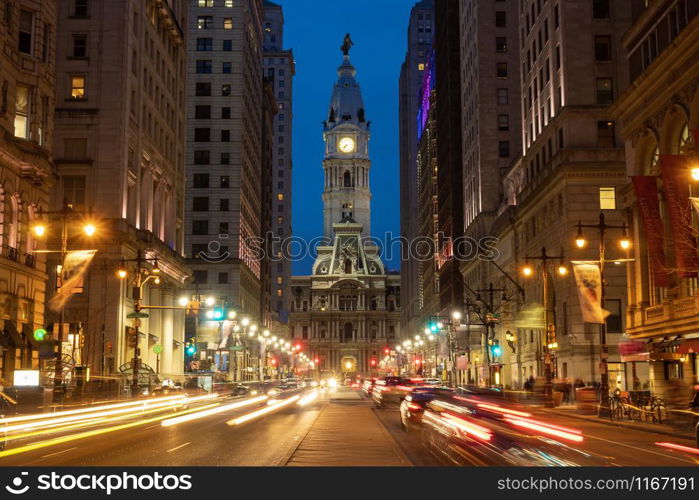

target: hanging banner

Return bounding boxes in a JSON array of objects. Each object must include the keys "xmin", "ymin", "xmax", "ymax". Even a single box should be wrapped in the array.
[
  {"xmin": 632, "ymin": 176, "xmax": 670, "ymax": 287},
  {"xmin": 660, "ymin": 155, "xmax": 699, "ymax": 278},
  {"xmin": 572, "ymin": 261, "xmax": 610, "ymax": 324},
  {"xmin": 48, "ymin": 250, "xmax": 97, "ymax": 312}
]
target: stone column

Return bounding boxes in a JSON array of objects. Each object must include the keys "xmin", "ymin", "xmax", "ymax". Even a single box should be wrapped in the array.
[{"xmin": 161, "ymin": 289, "xmax": 174, "ymax": 375}]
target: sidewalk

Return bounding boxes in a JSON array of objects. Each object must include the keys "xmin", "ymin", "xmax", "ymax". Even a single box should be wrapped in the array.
[
  {"xmin": 285, "ymin": 401, "xmax": 411, "ymax": 466},
  {"xmin": 539, "ymin": 404, "xmax": 695, "ymax": 440}
]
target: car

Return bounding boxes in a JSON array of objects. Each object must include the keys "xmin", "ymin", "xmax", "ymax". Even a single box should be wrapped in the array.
[
  {"xmin": 362, "ymin": 378, "xmax": 377, "ymax": 396},
  {"xmin": 400, "ymin": 387, "xmax": 454, "ymax": 430},
  {"xmin": 372, "ymin": 377, "xmax": 416, "ymax": 408},
  {"xmin": 302, "ymin": 378, "xmax": 317, "ymax": 388},
  {"xmin": 420, "ymin": 397, "xmax": 613, "ymax": 466}
]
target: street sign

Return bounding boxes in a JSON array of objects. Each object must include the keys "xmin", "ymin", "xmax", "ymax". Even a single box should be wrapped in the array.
[
  {"xmin": 152, "ymin": 344, "xmax": 163, "ymax": 355},
  {"xmin": 229, "ymin": 346, "xmax": 244, "ymax": 351},
  {"xmin": 127, "ymin": 312, "xmax": 149, "ymax": 319}
]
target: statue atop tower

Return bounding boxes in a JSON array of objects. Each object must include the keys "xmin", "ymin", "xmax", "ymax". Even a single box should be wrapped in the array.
[{"xmin": 341, "ymin": 33, "xmax": 354, "ymax": 56}]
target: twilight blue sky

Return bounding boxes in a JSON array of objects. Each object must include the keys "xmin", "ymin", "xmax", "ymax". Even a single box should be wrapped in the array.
[{"xmin": 282, "ymin": 0, "xmax": 413, "ymax": 275}]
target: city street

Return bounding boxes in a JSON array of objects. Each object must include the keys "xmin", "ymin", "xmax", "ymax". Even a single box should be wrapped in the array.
[{"xmin": 0, "ymin": 387, "xmax": 696, "ymax": 467}]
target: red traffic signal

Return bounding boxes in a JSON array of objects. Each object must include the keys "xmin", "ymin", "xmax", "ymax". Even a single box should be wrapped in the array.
[
  {"xmin": 370, "ymin": 359, "xmax": 377, "ymax": 367},
  {"xmin": 415, "ymin": 358, "xmax": 422, "ymax": 365},
  {"xmin": 314, "ymin": 357, "xmax": 319, "ymax": 364},
  {"xmin": 384, "ymin": 348, "xmax": 389, "ymax": 355},
  {"xmin": 271, "ymin": 358, "xmax": 278, "ymax": 366}
]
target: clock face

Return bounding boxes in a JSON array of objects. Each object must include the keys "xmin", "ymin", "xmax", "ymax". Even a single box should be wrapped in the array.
[{"xmin": 338, "ymin": 137, "xmax": 355, "ymax": 153}]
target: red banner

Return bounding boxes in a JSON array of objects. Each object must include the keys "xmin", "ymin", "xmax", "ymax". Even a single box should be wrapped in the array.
[
  {"xmin": 632, "ymin": 176, "xmax": 670, "ymax": 287},
  {"xmin": 660, "ymin": 155, "xmax": 699, "ymax": 278}
]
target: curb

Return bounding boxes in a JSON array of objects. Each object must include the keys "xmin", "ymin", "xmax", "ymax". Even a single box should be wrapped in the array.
[{"xmin": 539, "ymin": 408, "xmax": 694, "ymax": 440}]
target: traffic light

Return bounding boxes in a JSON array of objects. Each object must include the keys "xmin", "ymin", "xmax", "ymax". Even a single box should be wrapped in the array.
[
  {"xmin": 186, "ymin": 300, "xmax": 201, "ymax": 316},
  {"xmin": 370, "ymin": 358, "xmax": 376, "ymax": 367},
  {"xmin": 186, "ymin": 342, "xmax": 196, "ymax": 355},
  {"xmin": 33, "ymin": 328, "xmax": 47, "ymax": 342},
  {"xmin": 314, "ymin": 357, "xmax": 319, "ymax": 364},
  {"xmin": 270, "ymin": 358, "xmax": 278, "ymax": 366},
  {"xmin": 384, "ymin": 348, "xmax": 390, "ymax": 355},
  {"xmin": 491, "ymin": 341, "xmax": 502, "ymax": 358}
]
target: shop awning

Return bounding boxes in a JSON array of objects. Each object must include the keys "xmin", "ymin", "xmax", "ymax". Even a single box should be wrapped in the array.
[
  {"xmin": 677, "ymin": 339, "xmax": 699, "ymax": 354},
  {"xmin": 2, "ymin": 321, "xmax": 25, "ymax": 347},
  {"xmin": 148, "ymin": 333, "xmax": 159, "ymax": 342}
]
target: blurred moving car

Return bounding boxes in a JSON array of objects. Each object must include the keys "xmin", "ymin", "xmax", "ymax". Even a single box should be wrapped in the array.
[
  {"xmin": 372, "ymin": 377, "xmax": 416, "ymax": 408},
  {"xmin": 400, "ymin": 387, "xmax": 454, "ymax": 430},
  {"xmin": 362, "ymin": 378, "xmax": 377, "ymax": 396},
  {"xmin": 302, "ymin": 378, "xmax": 317, "ymax": 388},
  {"xmin": 420, "ymin": 397, "xmax": 612, "ymax": 466}
]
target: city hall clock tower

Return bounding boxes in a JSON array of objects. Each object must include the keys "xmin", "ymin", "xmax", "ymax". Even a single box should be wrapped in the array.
[{"xmin": 322, "ymin": 34, "xmax": 372, "ymax": 238}]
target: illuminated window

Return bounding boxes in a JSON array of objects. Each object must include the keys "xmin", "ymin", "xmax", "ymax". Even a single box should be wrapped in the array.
[
  {"xmin": 599, "ymin": 187, "xmax": 616, "ymax": 210},
  {"xmin": 277, "ymin": 277, "xmax": 283, "ymax": 285},
  {"xmin": 197, "ymin": 16, "xmax": 212, "ymax": 29},
  {"xmin": 70, "ymin": 76, "xmax": 86, "ymax": 99},
  {"xmin": 13, "ymin": 85, "xmax": 30, "ymax": 138},
  {"xmin": 224, "ymin": 0, "xmax": 233, "ymax": 6},
  {"xmin": 418, "ymin": 63, "xmax": 425, "ymax": 71},
  {"xmin": 223, "ymin": 18, "xmax": 233, "ymax": 29},
  {"xmin": 277, "ymin": 216, "xmax": 283, "ymax": 224},
  {"xmin": 198, "ymin": 0, "xmax": 213, "ymax": 6},
  {"xmin": 277, "ymin": 193, "xmax": 284, "ymax": 201},
  {"xmin": 277, "ymin": 289, "xmax": 283, "ymax": 297}
]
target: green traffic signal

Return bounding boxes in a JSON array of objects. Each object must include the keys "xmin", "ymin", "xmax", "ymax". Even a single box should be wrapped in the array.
[{"xmin": 34, "ymin": 328, "xmax": 47, "ymax": 341}]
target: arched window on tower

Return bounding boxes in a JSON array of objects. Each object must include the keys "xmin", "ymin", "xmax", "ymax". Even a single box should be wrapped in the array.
[
  {"xmin": 343, "ymin": 171, "xmax": 353, "ymax": 188},
  {"xmin": 342, "ymin": 203, "xmax": 353, "ymax": 219},
  {"xmin": 344, "ymin": 258, "xmax": 352, "ymax": 274},
  {"xmin": 343, "ymin": 322, "xmax": 353, "ymax": 343}
]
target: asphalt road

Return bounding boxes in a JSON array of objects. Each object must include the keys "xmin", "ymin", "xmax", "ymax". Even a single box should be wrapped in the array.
[{"xmin": 0, "ymin": 389, "xmax": 696, "ymax": 466}]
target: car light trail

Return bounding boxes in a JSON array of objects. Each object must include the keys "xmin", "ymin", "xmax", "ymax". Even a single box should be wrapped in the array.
[
  {"xmin": 1, "ymin": 394, "xmax": 219, "ymax": 434},
  {"xmin": 161, "ymin": 395, "xmax": 268, "ymax": 427},
  {"xmin": 441, "ymin": 413, "xmax": 492, "ymax": 441},
  {"xmin": 655, "ymin": 442, "xmax": 699, "ymax": 455},
  {"xmin": 297, "ymin": 390, "xmax": 318, "ymax": 407},
  {"xmin": 0, "ymin": 403, "xmax": 221, "ymax": 459},
  {"xmin": 503, "ymin": 417, "xmax": 584, "ymax": 443},
  {"xmin": 0, "ymin": 393, "xmax": 192, "ymax": 425},
  {"xmin": 227, "ymin": 395, "xmax": 300, "ymax": 426},
  {"xmin": 453, "ymin": 397, "xmax": 533, "ymax": 418}
]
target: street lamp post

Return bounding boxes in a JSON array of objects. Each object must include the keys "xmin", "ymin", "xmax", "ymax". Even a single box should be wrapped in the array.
[
  {"xmin": 521, "ymin": 247, "xmax": 567, "ymax": 402},
  {"xmin": 574, "ymin": 213, "xmax": 631, "ymax": 410},
  {"xmin": 33, "ymin": 200, "xmax": 97, "ymax": 403}
]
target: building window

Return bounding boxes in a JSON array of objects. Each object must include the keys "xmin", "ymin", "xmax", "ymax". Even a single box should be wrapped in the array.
[
  {"xmin": 74, "ymin": 0, "xmax": 88, "ymax": 17},
  {"xmin": 277, "ymin": 193, "xmax": 284, "ymax": 201},
  {"xmin": 302, "ymin": 326, "xmax": 308, "ymax": 339},
  {"xmin": 193, "ymin": 270, "xmax": 207, "ymax": 284},
  {"xmin": 593, "ymin": 0, "xmax": 610, "ymax": 19},
  {"xmin": 498, "ymin": 114, "xmax": 509, "ymax": 131},
  {"xmin": 495, "ymin": 11, "xmax": 506, "ymax": 27},
  {"xmin": 70, "ymin": 76, "xmax": 86, "ymax": 99},
  {"xmin": 219, "ymin": 199, "xmax": 229, "ymax": 211},
  {"xmin": 554, "ymin": 3, "xmax": 560, "ymax": 29},
  {"xmin": 219, "ymin": 222, "xmax": 229, "ymax": 235},
  {"xmin": 221, "ymin": 130, "xmax": 230, "ymax": 142},
  {"xmin": 196, "ymin": 60, "xmax": 212, "ymax": 73},
  {"xmin": 555, "ymin": 44, "xmax": 561, "ymax": 69},
  {"xmin": 194, "ymin": 128, "xmax": 210, "ymax": 142},
  {"xmin": 599, "ymin": 187, "xmax": 616, "ymax": 210},
  {"xmin": 496, "ymin": 37, "xmax": 507, "ymax": 52},
  {"xmin": 223, "ymin": 18, "xmax": 233, "ymax": 29},
  {"xmin": 196, "ymin": 37, "xmax": 213, "ymax": 51},
  {"xmin": 63, "ymin": 176, "xmax": 86, "ymax": 209},
  {"xmin": 193, "ymin": 173, "xmax": 209, "ymax": 188},
  {"xmin": 224, "ymin": 0, "xmax": 233, "ymax": 6},
  {"xmin": 197, "ymin": 0, "xmax": 214, "ymax": 6},
  {"xmin": 195, "ymin": 82, "xmax": 211, "ymax": 96},
  {"xmin": 194, "ymin": 150, "xmax": 210, "ymax": 165},
  {"xmin": 221, "ymin": 107, "xmax": 231, "ymax": 119},
  {"xmin": 197, "ymin": 16, "xmax": 213, "ymax": 29},
  {"xmin": 221, "ymin": 84, "xmax": 231, "ymax": 96},
  {"xmin": 192, "ymin": 197, "xmax": 209, "ymax": 212},
  {"xmin": 18, "ymin": 10, "xmax": 33, "ymax": 54},
  {"xmin": 497, "ymin": 88, "xmax": 508, "ymax": 105},
  {"xmin": 13, "ymin": 85, "xmax": 30, "ymax": 139},
  {"xmin": 218, "ymin": 272, "xmax": 229, "ymax": 284},
  {"xmin": 72, "ymin": 34, "xmax": 87, "ymax": 57},
  {"xmin": 222, "ymin": 39, "xmax": 232, "ymax": 51},
  {"xmin": 597, "ymin": 121, "xmax": 615, "ymax": 148},
  {"xmin": 596, "ymin": 78, "xmax": 613, "ymax": 105},
  {"xmin": 222, "ymin": 62, "xmax": 232, "ymax": 73},
  {"xmin": 498, "ymin": 141, "xmax": 510, "ymax": 157},
  {"xmin": 63, "ymin": 138, "xmax": 88, "ymax": 160},
  {"xmin": 195, "ymin": 105, "xmax": 211, "ymax": 119},
  {"xmin": 192, "ymin": 220, "xmax": 208, "ymax": 235},
  {"xmin": 496, "ymin": 62, "xmax": 507, "ymax": 78},
  {"xmin": 604, "ymin": 299, "xmax": 623, "ymax": 333},
  {"xmin": 220, "ymin": 152, "xmax": 230, "ymax": 164},
  {"xmin": 594, "ymin": 35, "xmax": 611, "ymax": 61},
  {"xmin": 220, "ymin": 176, "xmax": 230, "ymax": 188}
]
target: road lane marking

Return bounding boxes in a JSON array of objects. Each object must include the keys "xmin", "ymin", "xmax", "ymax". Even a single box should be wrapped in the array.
[
  {"xmin": 586, "ymin": 434, "xmax": 697, "ymax": 464},
  {"xmin": 40, "ymin": 447, "xmax": 77, "ymax": 459},
  {"xmin": 166, "ymin": 442, "xmax": 191, "ymax": 453}
]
